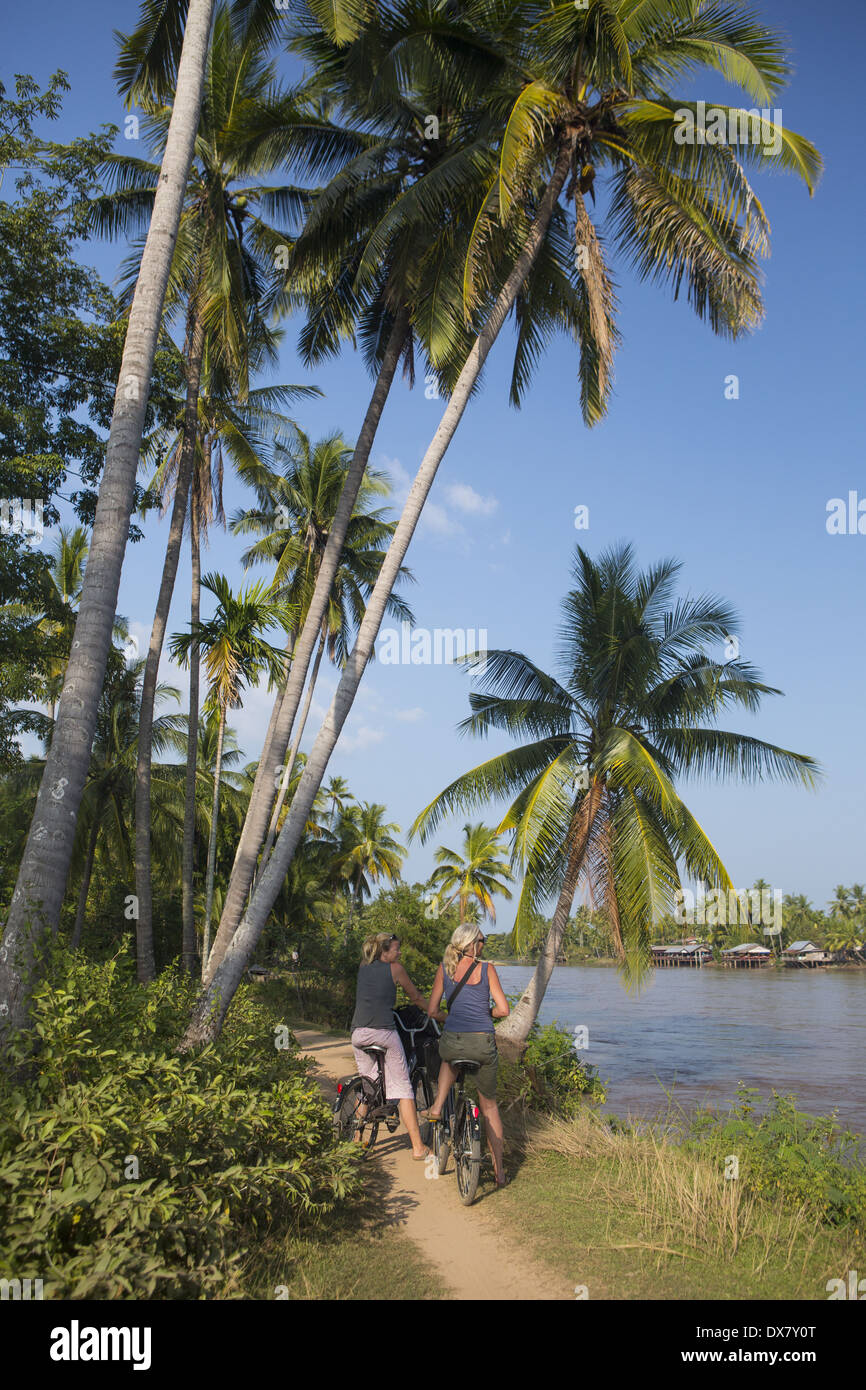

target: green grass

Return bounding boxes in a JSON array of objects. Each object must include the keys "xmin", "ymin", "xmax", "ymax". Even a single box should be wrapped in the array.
[{"xmin": 489, "ymin": 1111, "xmax": 865, "ymax": 1300}]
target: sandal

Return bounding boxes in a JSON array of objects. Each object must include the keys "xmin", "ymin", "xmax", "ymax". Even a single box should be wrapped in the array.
[{"xmin": 412, "ymin": 1148, "xmax": 432, "ymax": 1162}]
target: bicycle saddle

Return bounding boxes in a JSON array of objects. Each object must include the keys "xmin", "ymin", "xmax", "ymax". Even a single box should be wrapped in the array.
[
  {"xmin": 361, "ymin": 1044, "xmax": 387, "ymax": 1057},
  {"xmin": 451, "ymin": 1059, "xmax": 481, "ymax": 1072}
]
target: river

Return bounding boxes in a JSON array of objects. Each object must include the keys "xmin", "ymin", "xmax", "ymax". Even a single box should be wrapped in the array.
[{"xmin": 495, "ymin": 964, "xmax": 866, "ymax": 1140}]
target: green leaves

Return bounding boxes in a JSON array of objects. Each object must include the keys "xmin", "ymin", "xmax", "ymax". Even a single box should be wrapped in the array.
[
  {"xmin": 305, "ymin": 0, "xmax": 375, "ymax": 47},
  {"xmin": 416, "ymin": 541, "xmax": 821, "ymax": 995},
  {"xmin": 0, "ymin": 946, "xmax": 362, "ymax": 1297}
]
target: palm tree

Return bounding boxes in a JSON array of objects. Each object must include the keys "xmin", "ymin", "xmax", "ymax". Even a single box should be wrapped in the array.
[
  {"xmin": 37, "ymin": 527, "xmax": 90, "ymax": 719},
  {"xmin": 209, "ymin": 0, "xmax": 514, "ymax": 955},
  {"xmin": 205, "ymin": 431, "xmax": 413, "ymax": 974},
  {"xmin": 68, "ymin": 662, "xmax": 186, "ymax": 949},
  {"xmin": 333, "ymin": 801, "xmax": 407, "ymax": 929},
  {"xmin": 1, "ymin": 0, "xmax": 217, "ymax": 1036},
  {"xmin": 181, "ymin": 0, "xmax": 822, "ymax": 1047},
  {"xmin": 412, "ymin": 545, "xmax": 820, "ymax": 1048},
  {"xmin": 825, "ymin": 920, "xmax": 864, "ymax": 962},
  {"xmin": 90, "ymin": 3, "xmax": 311, "ymax": 982},
  {"xmin": 147, "ymin": 349, "xmax": 314, "ymax": 974},
  {"xmin": 828, "ymin": 885, "xmax": 853, "ymax": 921},
  {"xmin": 848, "ymin": 884, "xmax": 866, "ymax": 920},
  {"xmin": 169, "ymin": 572, "xmax": 290, "ymax": 976},
  {"xmin": 427, "ymin": 822, "xmax": 514, "ymax": 923},
  {"xmin": 322, "ymin": 775, "xmax": 353, "ymax": 828}
]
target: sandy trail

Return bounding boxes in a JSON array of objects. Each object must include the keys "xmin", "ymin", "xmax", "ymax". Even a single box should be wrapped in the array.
[{"xmin": 296, "ymin": 1027, "xmax": 571, "ymax": 1301}]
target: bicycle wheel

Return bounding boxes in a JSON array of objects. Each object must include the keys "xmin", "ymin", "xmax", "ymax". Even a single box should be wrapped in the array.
[
  {"xmin": 413, "ymin": 1069, "xmax": 434, "ymax": 1147},
  {"xmin": 455, "ymin": 1101, "xmax": 482, "ymax": 1206},
  {"xmin": 334, "ymin": 1077, "xmax": 379, "ymax": 1151},
  {"xmin": 433, "ymin": 1098, "xmax": 451, "ymax": 1176}
]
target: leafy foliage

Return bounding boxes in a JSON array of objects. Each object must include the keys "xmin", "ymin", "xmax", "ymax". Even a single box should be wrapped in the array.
[
  {"xmin": 684, "ymin": 1085, "xmax": 866, "ymax": 1230},
  {"xmin": 0, "ymin": 945, "xmax": 360, "ymax": 1297},
  {"xmin": 0, "ymin": 73, "xmax": 179, "ymax": 769},
  {"xmin": 499, "ymin": 1017, "xmax": 607, "ymax": 1114}
]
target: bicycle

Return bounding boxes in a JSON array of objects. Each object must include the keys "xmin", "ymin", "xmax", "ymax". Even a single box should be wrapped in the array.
[
  {"xmin": 432, "ymin": 1056, "xmax": 484, "ymax": 1206},
  {"xmin": 333, "ymin": 1009, "xmax": 435, "ymax": 1152}
]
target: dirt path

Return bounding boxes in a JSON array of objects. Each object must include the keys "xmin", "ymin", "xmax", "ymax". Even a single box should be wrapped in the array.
[{"xmin": 296, "ymin": 1027, "xmax": 572, "ymax": 1301}]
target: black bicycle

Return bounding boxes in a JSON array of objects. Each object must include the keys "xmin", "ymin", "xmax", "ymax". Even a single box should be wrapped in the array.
[
  {"xmin": 333, "ymin": 1008, "xmax": 435, "ymax": 1152},
  {"xmin": 432, "ymin": 1056, "xmax": 484, "ymax": 1205}
]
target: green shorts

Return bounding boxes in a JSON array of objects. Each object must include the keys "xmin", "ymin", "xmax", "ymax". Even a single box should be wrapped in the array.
[{"xmin": 438, "ymin": 1030, "xmax": 498, "ymax": 1099}]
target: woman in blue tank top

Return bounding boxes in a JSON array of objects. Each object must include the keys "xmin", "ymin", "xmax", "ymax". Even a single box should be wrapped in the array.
[{"xmin": 425, "ymin": 923, "xmax": 510, "ymax": 1186}]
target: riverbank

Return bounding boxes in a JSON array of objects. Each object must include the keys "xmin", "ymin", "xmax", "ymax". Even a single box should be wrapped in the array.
[
  {"xmin": 495, "ymin": 962, "xmax": 866, "ymax": 1140},
  {"xmin": 489, "ymin": 956, "xmax": 866, "ymax": 971},
  {"xmin": 286, "ymin": 1008, "xmax": 865, "ymax": 1300}
]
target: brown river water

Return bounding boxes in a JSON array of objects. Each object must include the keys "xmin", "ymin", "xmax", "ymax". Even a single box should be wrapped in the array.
[{"xmin": 496, "ymin": 963, "xmax": 866, "ymax": 1141}]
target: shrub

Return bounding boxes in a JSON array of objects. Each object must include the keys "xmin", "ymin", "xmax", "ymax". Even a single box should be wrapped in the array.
[
  {"xmin": 0, "ymin": 944, "xmax": 361, "ymax": 1298},
  {"xmin": 498, "ymin": 1018, "xmax": 607, "ymax": 1116},
  {"xmin": 683, "ymin": 1085, "xmax": 866, "ymax": 1230}
]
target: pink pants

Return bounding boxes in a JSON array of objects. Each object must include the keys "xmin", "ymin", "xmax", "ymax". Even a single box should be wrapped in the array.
[{"xmin": 351, "ymin": 1027, "xmax": 414, "ymax": 1100}]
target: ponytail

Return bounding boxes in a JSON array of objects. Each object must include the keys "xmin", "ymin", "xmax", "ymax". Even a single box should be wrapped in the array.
[
  {"xmin": 361, "ymin": 932, "xmax": 395, "ymax": 965},
  {"xmin": 443, "ymin": 923, "xmax": 483, "ymax": 978}
]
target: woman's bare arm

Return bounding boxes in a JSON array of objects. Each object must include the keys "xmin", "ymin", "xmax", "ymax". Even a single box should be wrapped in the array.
[
  {"xmin": 487, "ymin": 964, "xmax": 510, "ymax": 1018},
  {"xmin": 426, "ymin": 964, "xmax": 445, "ymax": 1018},
  {"xmin": 391, "ymin": 961, "xmax": 428, "ymax": 1011}
]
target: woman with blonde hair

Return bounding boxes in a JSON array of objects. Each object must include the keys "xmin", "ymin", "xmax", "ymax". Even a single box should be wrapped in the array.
[
  {"xmin": 425, "ymin": 923, "xmax": 510, "ymax": 1186},
  {"xmin": 350, "ymin": 931, "xmax": 431, "ymax": 1159}
]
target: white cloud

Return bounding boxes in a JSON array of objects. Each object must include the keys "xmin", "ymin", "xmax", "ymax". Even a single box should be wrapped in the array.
[
  {"xmin": 337, "ymin": 723, "xmax": 385, "ymax": 754},
  {"xmin": 376, "ymin": 454, "xmax": 499, "ymax": 543},
  {"xmin": 422, "ymin": 501, "xmax": 456, "ymax": 536},
  {"xmin": 445, "ymin": 482, "xmax": 499, "ymax": 517},
  {"xmin": 394, "ymin": 706, "xmax": 426, "ymax": 723}
]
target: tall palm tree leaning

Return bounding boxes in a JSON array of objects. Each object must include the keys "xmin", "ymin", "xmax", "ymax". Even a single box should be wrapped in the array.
[
  {"xmin": 204, "ymin": 430, "xmax": 413, "ymax": 958},
  {"xmin": 0, "ymin": 0, "xmax": 217, "ymax": 1038},
  {"xmin": 428, "ymin": 822, "xmax": 514, "ymax": 924},
  {"xmin": 145, "ymin": 340, "xmax": 312, "ymax": 975},
  {"xmin": 170, "ymin": 572, "xmax": 289, "ymax": 977},
  {"xmin": 207, "ymin": 0, "xmax": 514, "ymax": 956},
  {"xmin": 413, "ymin": 545, "xmax": 821, "ymax": 1049},
  {"xmin": 92, "ymin": 2, "xmax": 311, "ymax": 982},
  {"xmin": 180, "ymin": 0, "xmax": 821, "ymax": 1048}
]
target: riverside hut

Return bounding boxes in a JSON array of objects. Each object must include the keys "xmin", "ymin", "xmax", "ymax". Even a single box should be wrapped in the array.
[
  {"xmin": 782, "ymin": 940, "xmax": 831, "ymax": 967},
  {"xmin": 651, "ymin": 941, "xmax": 712, "ymax": 968},
  {"xmin": 720, "ymin": 943, "xmax": 772, "ymax": 969}
]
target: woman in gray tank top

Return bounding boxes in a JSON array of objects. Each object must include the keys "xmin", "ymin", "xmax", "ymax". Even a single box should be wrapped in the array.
[
  {"xmin": 350, "ymin": 931, "xmax": 433, "ymax": 1160},
  {"xmin": 425, "ymin": 923, "xmax": 510, "ymax": 1186}
]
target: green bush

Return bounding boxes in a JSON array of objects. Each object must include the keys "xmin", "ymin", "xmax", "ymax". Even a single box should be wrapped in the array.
[
  {"xmin": 499, "ymin": 1018, "xmax": 607, "ymax": 1115},
  {"xmin": 684, "ymin": 1085, "xmax": 866, "ymax": 1230},
  {"xmin": 0, "ymin": 945, "xmax": 361, "ymax": 1298}
]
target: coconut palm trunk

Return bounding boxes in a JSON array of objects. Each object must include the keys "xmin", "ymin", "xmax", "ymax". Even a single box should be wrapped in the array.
[
  {"xmin": 135, "ymin": 311, "xmax": 205, "ymax": 983},
  {"xmin": 0, "ymin": 0, "xmax": 215, "ymax": 1038},
  {"xmin": 70, "ymin": 811, "xmax": 101, "ymax": 950},
  {"xmin": 204, "ymin": 306, "xmax": 410, "ymax": 980},
  {"xmin": 258, "ymin": 624, "xmax": 327, "ymax": 874},
  {"xmin": 497, "ymin": 782, "xmax": 602, "ymax": 1050},
  {"xmin": 183, "ymin": 137, "xmax": 575, "ymax": 1045},
  {"xmin": 181, "ymin": 479, "xmax": 202, "ymax": 975},
  {"xmin": 201, "ymin": 701, "xmax": 227, "ymax": 978}
]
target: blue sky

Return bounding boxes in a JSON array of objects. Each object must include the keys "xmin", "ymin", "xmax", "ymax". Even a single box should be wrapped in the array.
[{"xmin": 5, "ymin": 0, "xmax": 865, "ymax": 924}]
